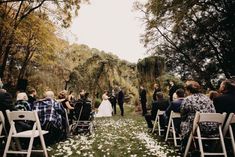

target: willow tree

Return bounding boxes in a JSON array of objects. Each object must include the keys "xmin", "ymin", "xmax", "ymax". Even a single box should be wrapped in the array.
[
  {"xmin": 137, "ymin": 56, "xmax": 165, "ymax": 102},
  {"xmin": 65, "ymin": 46, "xmax": 139, "ymax": 104},
  {"xmin": 135, "ymin": 0, "xmax": 235, "ymax": 87},
  {"xmin": 137, "ymin": 56, "xmax": 165, "ymax": 84}
]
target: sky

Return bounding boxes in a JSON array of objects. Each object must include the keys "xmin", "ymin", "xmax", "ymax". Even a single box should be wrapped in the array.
[{"xmin": 64, "ymin": 0, "xmax": 148, "ymax": 63}]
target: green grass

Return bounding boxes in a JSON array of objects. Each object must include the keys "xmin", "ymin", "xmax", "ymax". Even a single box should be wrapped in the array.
[{"xmin": 48, "ymin": 105, "xmax": 180, "ymax": 157}]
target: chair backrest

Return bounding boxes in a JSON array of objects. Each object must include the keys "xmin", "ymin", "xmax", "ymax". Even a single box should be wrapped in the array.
[
  {"xmin": 0, "ymin": 111, "xmax": 5, "ymax": 135},
  {"xmin": 157, "ymin": 110, "xmax": 165, "ymax": 116},
  {"xmin": 192, "ymin": 112, "xmax": 226, "ymax": 134},
  {"xmin": 229, "ymin": 113, "xmax": 235, "ymax": 124},
  {"xmin": 223, "ymin": 113, "xmax": 235, "ymax": 136},
  {"xmin": 198, "ymin": 112, "xmax": 226, "ymax": 124},
  {"xmin": 170, "ymin": 111, "xmax": 181, "ymax": 118},
  {"xmin": 7, "ymin": 111, "xmax": 36, "ymax": 122},
  {"xmin": 6, "ymin": 110, "xmax": 43, "ymax": 133}
]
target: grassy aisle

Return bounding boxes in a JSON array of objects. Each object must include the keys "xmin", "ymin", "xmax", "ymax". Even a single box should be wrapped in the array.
[{"xmin": 48, "ymin": 106, "xmax": 180, "ymax": 157}]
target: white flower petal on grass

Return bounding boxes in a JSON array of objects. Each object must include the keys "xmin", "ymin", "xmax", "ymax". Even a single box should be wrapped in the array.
[
  {"xmin": 135, "ymin": 132, "xmax": 168, "ymax": 156},
  {"xmin": 76, "ymin": 150, "xmax": 81, "ymax": 154},
  {"xmin": 49, "ymin": 117, "xmax": 179, "ymax": 156},
  {"xmin": 98, "ymin": 145, "xmax": 103, "ymax": 149}
]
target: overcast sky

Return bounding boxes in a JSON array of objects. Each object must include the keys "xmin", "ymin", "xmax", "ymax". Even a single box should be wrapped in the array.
[{"xmin": 64, "ymin": 0, "xmax": 148, "ymax": 63}]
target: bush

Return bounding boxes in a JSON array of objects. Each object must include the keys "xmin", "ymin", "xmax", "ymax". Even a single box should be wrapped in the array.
[{"xmin": 94, "ymin": 98, "xmax": 101, "ymax": 108}]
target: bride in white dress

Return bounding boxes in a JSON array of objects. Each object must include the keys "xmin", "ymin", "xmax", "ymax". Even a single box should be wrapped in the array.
[{"xmin": 95, "ymin": 91, "xmax": 113, "ymax": 117}]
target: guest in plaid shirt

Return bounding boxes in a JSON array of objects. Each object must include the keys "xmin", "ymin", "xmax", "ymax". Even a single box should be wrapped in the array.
[{"xmin": 34, "ymin": 90, "xmax": 67, "ymax": 145}]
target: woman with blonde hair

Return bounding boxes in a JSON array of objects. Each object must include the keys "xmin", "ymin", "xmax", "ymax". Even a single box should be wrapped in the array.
[
  {"xmin": 15, "ymin": 92, "xmax": 31, "ymax": 111},
  {"xmin": 15, "ymin": 92, "xmax": 33, "ymax": 132}
]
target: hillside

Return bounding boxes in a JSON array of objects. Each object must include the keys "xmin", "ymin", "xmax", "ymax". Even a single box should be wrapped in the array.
[{"xmin": 27, "ymin": 43, "xmax": 139, "ymax": 105}]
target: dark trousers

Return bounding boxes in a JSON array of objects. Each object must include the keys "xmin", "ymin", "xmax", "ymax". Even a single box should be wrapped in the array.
[
  {"xmin": 112, "ymin": 103, "xmax": 116, "ymax": 114},
  {"xmin": 141, "ymin": 101, "xmax": 147, "ymax": 116},
  {"xmin": 118, "ymin": 103, "xmax": 124, "ymax": 116},
  {"xmin": 144, "ymin": 114, "xmax": 154, "ymax": 128},
  {"xmin": 145, "ymin": 114, "xmax": 165, "ymax": 129},
  {"xmin": 43, "ymin": 122, "xmax": 64, "ymax": 146}
]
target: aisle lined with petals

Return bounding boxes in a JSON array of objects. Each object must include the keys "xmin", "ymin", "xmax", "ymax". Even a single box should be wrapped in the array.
[{"xmin": 48, "ymin": 106, "xmax": 180, "ymax": 157}]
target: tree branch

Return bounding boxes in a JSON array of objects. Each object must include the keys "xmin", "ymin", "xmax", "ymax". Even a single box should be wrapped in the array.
[{"xmin": 19, "ymin": 0, "xmax": 46, "ymax": 22}]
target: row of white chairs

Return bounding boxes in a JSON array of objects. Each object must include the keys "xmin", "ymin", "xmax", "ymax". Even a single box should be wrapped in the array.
[
  {"xmin": 152, "ymin": 110, "xmax": 235, "ymax": 157},
  {"xmin": 152, "ymin": 110, "xmax": 181, "ymax": 146},
  {"xmin": 0, "ymin": 110, "xmax": 48, "ymax": 157}
]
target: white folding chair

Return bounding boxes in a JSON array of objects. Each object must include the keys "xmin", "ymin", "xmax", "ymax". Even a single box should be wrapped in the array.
[
  {"xmin": 3, "ymin": 110, "xmax": 48, "ymax": 157},
  {"xmin": 223, "ymin": 113, "xmax": 235, "ymax": 156},
  {"xmin": 0, "ymin": 110, "xmax": 8, "ymax": 150},
  {"xmin": 184, "ymin": 112, "xmax": 227, "ymax": 157},
  {"xmin": 165, "ymin": 111, "xmax": 181, "ymax": 147},
  {"xmin": 0, "ymin": 111, "xmax": 7, "ymax": 139},
  {"xmin": 152, "ymin": 110, "xmax": 165, "ymax": 136}
]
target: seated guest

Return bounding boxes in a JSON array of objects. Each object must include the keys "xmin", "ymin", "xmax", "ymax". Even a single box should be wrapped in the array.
[
  {"xmin": 0, "ymin": 89, "xmax": 14, "ymax": 133},
  {"xmin": 15, "ymin": 92, "xmax": 33, "ymax": 132},
  {"xmin": 208, "ymin": 90, "xmax": 220, "ymax": 101},
  {"xmin": 144, "ymin": 92, "xmax": 170, "ymax": 129},
  {"xmin": 74, "ymin": 90, "xmax": 92, "ymax": 121},
  {"xmin": 58, "ymin": 90, "xmax": 74, "ymax": 110},
  {"xmin": 27, "ymin": 87, "xmax": 37, "ymax": 109},
  {"xmin": 165, "ymin": 88, "xmax": 185, "ymax": 116},
  {"xmin": 33, "ymin": 91, "xmax": 67, "ymax": 145},
  {"xmin": 164, "ymin": 88, "xmax": 185, "ymax": 133},
  {"xmin": 214, "ymin": 79, "xmax": 235, "ymax": 114},
  {"xmin": 58, "ymin": 90, "xmax": 74, "ymax": 124},
  {"xmin": 68, "ymin": 91, "xmax": 76, "ymax": 106},
  {"xmin": 180, "ymin": 81, "xmax": 217, "ymax": 152},
  {"xmin": 214, "ymin": 79, "xmax": 235, "ymax": 157},
  {"xmin": 72, "ymin": 91, "xmax": 92, "ymax": 134},
  {"xmin": 15, "ymin": 92, "xmax": 32, "ymax": 111}
]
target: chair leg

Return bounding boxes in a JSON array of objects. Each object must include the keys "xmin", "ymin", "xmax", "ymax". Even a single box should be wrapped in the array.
[
  {"xmin": 90, "ymin": 123, "xmax": 94, "ymax": 134},
  {"xmin": 229, "ymin": 126, "xmax": 235, "ymax": 156},
  {"xmin": 157, "ymin": 117, "xmax": 161, "ymax": 136},
  {"xmin": 39, "ymin": 134, "xmax": 48, "ymax": 157},
  {"xmin": 197, "ymin": 127, "xmax": 204, "ymax": 157},
  {"xmin": 172, "ymin": 121, "xmax": 178, "ymax": 146},
  {"xmin": 26, "ymin": 136, "xmax": 34, "ymax": 157},
  {"xmin": 165, "ymin": 117, "xmax": 171, "ymax": 142},
  {"xmin": 3, "ymin": 126, "xmax": 14, "ymax": 157},
  {"xmin": 183, "ymin": 133, "xmax": 193, "ymax": 157},
  {"xmin": 152, "ymin": 118, "xmax": 157, "ymax": 133},
  {"xmin": 219, "ymin": 127, "xmax": 227, "ymax": 157}
]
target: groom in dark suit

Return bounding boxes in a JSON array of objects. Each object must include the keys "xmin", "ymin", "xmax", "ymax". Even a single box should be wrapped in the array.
[
  {"xmin": 117, "ymin": 87, "xmax": 124, "ymax": 116},
  {"xmin": 109, "ymin": 89, "xmax": 117, "ymax": 115}
]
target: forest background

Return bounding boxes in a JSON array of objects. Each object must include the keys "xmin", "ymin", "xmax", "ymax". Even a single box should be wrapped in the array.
[{"xmin": 0, "ymin": 0, "xmax": 234, "ymax": 107}]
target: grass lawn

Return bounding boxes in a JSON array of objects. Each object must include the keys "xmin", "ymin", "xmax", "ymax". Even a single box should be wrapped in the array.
[{"xmin": 48, "ymin": 105, "xmax": 181, "ymax": 157}]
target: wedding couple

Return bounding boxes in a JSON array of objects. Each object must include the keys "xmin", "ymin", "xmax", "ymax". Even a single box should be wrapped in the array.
[{"xmin": 96, "ymin": 87, "xmax": 124, "ymax": 117}]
